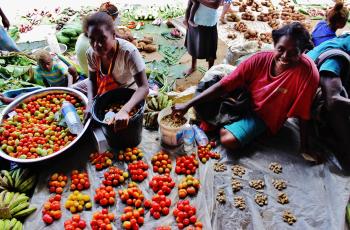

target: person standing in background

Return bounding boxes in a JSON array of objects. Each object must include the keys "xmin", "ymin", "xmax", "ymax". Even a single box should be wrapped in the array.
[
  {"xmin": 184, "ymin": 0, "xmax": 221, "ymax": 76},
  {"xmin": 75, "ymin": 2, "xmax": 134, "ymax": 76},
  {"xmin": 311, "ymin": 1, "xmax": 349, "ymax": 47},
  {"xmin": 0, "ymin": 7, "xmax": 19, "ymax": 51},
  {"xmin": 219, "ymin": 0, "xmax": 234, "ymax": 24}
]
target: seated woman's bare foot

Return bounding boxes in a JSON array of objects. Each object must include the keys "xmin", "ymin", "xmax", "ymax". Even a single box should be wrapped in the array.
[
  {"xmin": 188, "ymin": 20, "xmax": 198, "ymax": 27},
  {"xmin": 184, "ymin": 67, "xmax": 196, "ymax": 76},
  {"xmin": 219, "ymin": 18, "xmax": 227, "ymax": 24}
]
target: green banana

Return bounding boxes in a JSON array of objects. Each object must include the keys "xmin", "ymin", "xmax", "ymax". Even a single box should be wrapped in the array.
[
  {"xmin": 346, "ymin": 203, "xmax": 350, "ymax": 226},
  {"xmin": 151, "ymin": 97, "xmax": 158, "ymax": 110},
  {"xmin": 167, "ymin": 99, "xmax": 172, "ymax": 107},
  {"xmin": 1, "ymin": 171, "xmax": 13, "ymax": 188},
  {"xmin": 12, "ymin": 221, "xmax": 22, "ymax": 230},
  {"xmin": 161, "ymin": 94, "xmax": 169, "ymax": 109},
  {"xmin": 9, "ymin": 195, "xmax": 28, "ymax": 210},
  {"xmin": 13, "ymin": 169, "xmax": 22, "ymax": 188},
  {"xmin": 9, "ymin": 218, "xmax": 17, "ymax": 229},
  {"xmin": 10, "ymin": 202, "xmax": 29, "ymax": 215},
  {"xmin": 3, "ymin": 219, "xmax": 10, "ymax": 229},
  {"xmin": 0, "ymin": 220, "xmax": 4, "ymax": 229},
  {"xmin": 0, "ymin": 190, "xmax": 7, "ymax": 202},
  {"xmin": 158, "ymin": 94, "xmax": 164, "ymax": 109},
  {"xmin": 4, "ymin": 192, "xmax": 14, "ymax": 206},
  {"xmin": 12, "ymin": 207, "xmax": 36, "ymax": 219},
  {"xmin": 18, "ymin": 175, "xmax": 36, "ymax": 192}
]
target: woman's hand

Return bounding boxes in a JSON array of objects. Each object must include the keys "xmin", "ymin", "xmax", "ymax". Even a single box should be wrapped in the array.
[
  {"xmin": 110, "ymin": 109, "xmax": 130, "ymax": 132},
  {"xmin": 172, "ymin": 103, "xmax": 190, "ymax": 117}
]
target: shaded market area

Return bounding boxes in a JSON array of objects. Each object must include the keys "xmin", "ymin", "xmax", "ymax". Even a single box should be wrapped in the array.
[{"xmin": 0, "ymin": 0, "xmax": 350, "ymax": 230}]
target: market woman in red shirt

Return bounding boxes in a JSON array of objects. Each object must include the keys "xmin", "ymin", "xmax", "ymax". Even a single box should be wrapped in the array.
[{"xmin": 173, "ymin": 22, "xmax": 319, "ymax": 155}]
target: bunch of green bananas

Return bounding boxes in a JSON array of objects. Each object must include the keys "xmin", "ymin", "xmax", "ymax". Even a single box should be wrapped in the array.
[
  {"xmin": 146, "ymin": 93, "xmax": 172, "ymax": 111},
  {"xmin": 347, "ymin": 204, "xmax": 350, "ymax": 227},
  {"xmin": 0, "ymin": 218, "xmax": 23, "ymax": 230},
  {"xmin": 144, "ymin": 111, "xmax": 159, "ymax": 130},
  {"xmin": 0, "ymin": 191, "xmax": 36, "ymax": 220},
  {"xmin": 144, "ymin": 93, "xmax": 173, "ymax": 129},
  {"xmin": 0, "ymin": 169, "xmax": 37, "ymax": 194}
]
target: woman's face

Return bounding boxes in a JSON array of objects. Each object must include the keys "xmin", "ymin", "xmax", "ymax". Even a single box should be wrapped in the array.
[
  {"xmin": 274, "ymin": 35, "xmax": 301, "ymax": 69},
  {"xmin": 88, "ymin": 25, "xmax": 115, "ymax": 56}
]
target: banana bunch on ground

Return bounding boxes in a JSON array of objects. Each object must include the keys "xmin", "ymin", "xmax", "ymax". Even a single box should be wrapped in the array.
[
  {"xmin": 144, "ymin": 93, "xmax": 173, "ymax": 129},
  {"xmin": 146, "ymin": 93, "xmax": 172, "ymax": 111},
  {"xmin": 0, "ymin": 169, "xmax": 37, "ymax": 194},
  {"xmin": 0, "ymin": 218, "xmax": 23, "ymax": 230},
  {"xmin": 0, "ymin": 191, "xmax": 36, "ymax": 220}
]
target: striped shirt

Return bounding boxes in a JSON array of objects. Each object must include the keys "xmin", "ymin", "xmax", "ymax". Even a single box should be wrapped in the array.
[{"xmin": 34, "ymin": 63, "xmax": 68, "ymax": 86}]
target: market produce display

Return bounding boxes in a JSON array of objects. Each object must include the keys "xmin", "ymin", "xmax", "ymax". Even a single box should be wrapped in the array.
[
  {"xmin": 144, "ymin": 93, "xmax": 173, "ymax": 129},
  {"xmin": 105, "ymin": 104, "xmax": 139, "ymax": 117},
  {"xmin": 118, "ymin": 182, "xmax": 144, "ymax": 208},
  {"xmin": 128, "ymin": 160, "xmax": 149, "ymax": 182},
  {"xmin": 145, "ymin": 193, "xmax": 171, "ymax": 219},
  {"xmin": 0, "ymin": 169, "xmax": 36, "ymax": 194},
  {"xmin": 151, "ymin": 151, "xmax": 172, "ymax": 174},
  {"xmin": 173, "ymin": 200, "xmax": 202, "ymax": 229},
  {"xmin": 89, "ymin": 151, "xmax": 113, "ymax": 171},
  {"xmin": 213, "ymin": 162, "xmax": 227, "ymax": 172},
  {"xmin": 90, "ymin": 208, "xmax": 115, "ymax": 230},
  {"xmin": 175, "ymin": 154, "xmax": 199, "ymax": 175},
  {"xmin": 272, "ymin": 179, "xmax": 287, "ymax": 191},
  {"xmin": 56, "ymin": 24, "xmax": 83, "ymax": 50},
  {"xmin": 277, "ymin": 192, "xmax": 289, "ymax": 204},
  {"xmin": 0, "ymin": 218, "xmax": 23, "ymax": 230},
  {"xmin": 233, "ymin": 196, "xmax": 246, "ymax": 210},
  {"xmin": 65, "ymin": 190, "xmax": 92, "ymax": 213},
  {"xmin": 0, "ymin": 191, "xmax": 36, "ymax": 220},
  {"xmin": 64, "ymin": 214, "xmax": 87, "ymax": 230},
  {"xmin": 120, "ymin": 206, "xmax": 144, "ymax": 229},
  {"xmin": 94, "ymin": 185, "xmax": 116, "ymax": 207},
  {"xmin": 149, "ymin": 175, "xmax": 175, "ymax": 195},
  {"xmin": 161, "ymin": 115, "xmax": 187, "ymax": 128},
  {"xmin": 269, "ymin": 162, "xmax": 282, "ymax": 174},
  {"xmin": 216, "ymin": 189, "xmax": 226, "ymax": 204},
  {"xmin": 197, "ymin": 142, "xmax": 220, "ymax": 164},
  {"xmin": 254, "ymin": 193, "xmax": 268, "ymax": 206},
  {"xmin": 117, "ymin": 147, "xmax": 144, "ymax": 163},
  {"xmin": 103, "ymin": 166, "xmax": 129, "ymax": 187},
  {"xmin": 249, "ymin": 179, "xmax": 265, "ymax": 190},
  {"xmin": 42, "ymin": 194, "xmax": 62, "ymax": 225},
  {"xmin": 70, "ymin": 170, "xmax": 90, "ymax": 191},
  {"xmin": 0, "ymin": 93, "xmax": 84, "ymax": 159},
  {"xmin": 178, "ymin": 175, "xmax": 200, "ymax": 199},
  {"xmin": 48, "ymin": 172, "xmax": 67, "ymax": 194},
  {"xmin": 232, "ymin": 165, "xmax": 246, "ymax": 177},
  {"xmin": 231, "ymin": 178, "xmax": 243, "ymax": 192},
  {"xmin": 283, "ymin": 210, "xmax": 297, "ymax": 225}
]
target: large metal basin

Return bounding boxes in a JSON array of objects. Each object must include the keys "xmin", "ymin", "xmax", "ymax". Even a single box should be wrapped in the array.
[{"xmin": 0, "ymin": 87, "xmax": 91, "ymax": 164}]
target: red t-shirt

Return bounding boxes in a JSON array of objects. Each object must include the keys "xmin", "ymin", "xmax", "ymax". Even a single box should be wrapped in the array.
[{"xmin": 220, "ymin": 51, "xmax": 319, "ymax": 134}]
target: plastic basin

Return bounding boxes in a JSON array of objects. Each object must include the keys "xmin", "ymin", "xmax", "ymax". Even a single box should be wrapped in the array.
[
  {"xmin": 92, "ymin": 88, "xmax": 145, "ymax": 148},
  {"xmin": 157, "ymin": 107, "xmax": 189, "ymax": 146}
]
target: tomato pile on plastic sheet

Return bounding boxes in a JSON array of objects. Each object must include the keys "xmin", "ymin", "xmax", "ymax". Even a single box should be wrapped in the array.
[{"xmin": 24, "ymin": 119, "xmax": 350, "ymax": 229}]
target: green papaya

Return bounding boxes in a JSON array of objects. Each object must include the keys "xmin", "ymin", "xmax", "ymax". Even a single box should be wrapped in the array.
[
  {"xmin": 56, "ymin": 33, "xmax": 70, "ymax": 44},
  {"xmin": 61, "ymin": 28, "xmax": 78, "ymax": 37}
]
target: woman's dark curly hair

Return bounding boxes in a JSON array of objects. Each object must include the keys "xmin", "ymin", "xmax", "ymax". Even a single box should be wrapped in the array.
[
  {"xmin": 272, "ymin": 22, "xmax": 314, "ymax": 53},
  {"xmin": 83, "ymin": 12, "xmax": 115, "ymax": 36},
  {"xmin": 327, "ymin": 1, "xmax": 349, "ymax": 28}
]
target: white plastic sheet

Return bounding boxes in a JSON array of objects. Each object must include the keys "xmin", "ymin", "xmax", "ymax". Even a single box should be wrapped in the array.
[{"xmin": 24, "ymin": 119, "xmax": 350, "ymax": 229}]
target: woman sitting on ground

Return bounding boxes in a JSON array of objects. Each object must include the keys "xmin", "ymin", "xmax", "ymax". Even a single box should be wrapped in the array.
[
  {"xmin": 173, "ymin": 22, "xmax": 319, "ymax": 156},
  {"xmin": 311, "ymin": 1, "xmax": 349, "ymax": 47},
  {"xmin": 75, "ymin": 12, "xmax": 149, "ymax": 131}
]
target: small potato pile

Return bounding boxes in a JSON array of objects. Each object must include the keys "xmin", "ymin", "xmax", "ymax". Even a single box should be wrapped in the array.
[
  {"xmin": 227, "ymin": 32, "xmax": 237, "ymax": 39},
  {"xmin": 226, "ymin": 13, "xmax": 240, "ymax": 22},
  {"xmin": 261, "ymin": 0, "xmax": 272, "ymax": 7},
  {"xmin": 251, "ymin": 2, "xmax": 263, "ymax": 12},
  {"xmin": 234, "ymin": 21, "xmax": 248, "ymax": 32},
  {"xmin": 244, "ymin": 29, "xmax": 258, "ymax": 40},
  {"xmin": 241, "ymin": 11, "xmax": 255, "ymax": 21},
  {"xmin": 239, "ymin": 4, "xmax": 247, "ymax": 12},
  {"xmin": 259, "ymin": 32, "xmax": 272, "ymax": 44},
  {"xmin": 268, "ymin": 19, "xmax": 280, "ymax": 30},
  {"xmin": 257, "ymin": 13, "xmax": 270, "ymax": 22}
]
